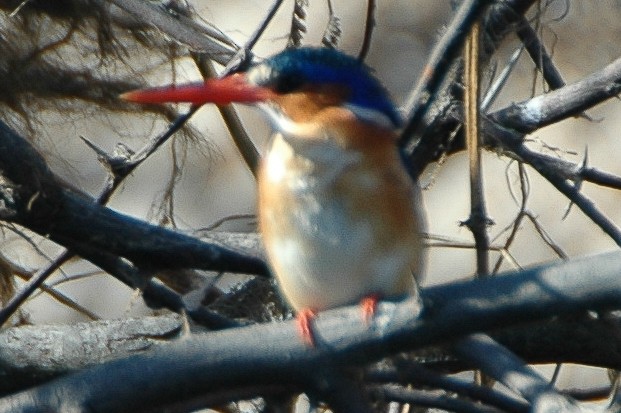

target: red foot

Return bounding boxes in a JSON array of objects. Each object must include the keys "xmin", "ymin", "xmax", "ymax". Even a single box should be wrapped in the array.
[
  {"xmin": 296, "ymin": 308, "xmax": 317, "ymax": 347},
  {"xmin": 360, "ymin": 294, "xmax": 381, "ymax": 324}
]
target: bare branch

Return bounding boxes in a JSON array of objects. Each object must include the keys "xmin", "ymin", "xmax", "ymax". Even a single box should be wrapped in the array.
[
  {"xmin": 403, "ymin": 0, "xmax": 542, "ymax": 177},
  {"xmin": 357, "ymin": 0, "xmax": 375, "ymax": 60},
  {"xmin": 0, "ymin": 119, "xmax": 269, "ymax": 275},
  {"xmin": 401, "ymin": 0, "xmax": 496, "ymax": 139},
  {"xmin": 108, "ymin": 0, "xmax": 237, "ymax": 64},
  {"xmin": 0, "ymin": 250, "xmax": 73, "ymax": 326},
  {"xmin": 492, "ymin": 55, "xmax": 621, "ymax": 133},
  {"xmin": 482, "ymin": 118, "xmax": 621, "ymax": 247},
  {"xmin": 4, "ymin": 310, "xmax": 621, "ymax": 395},
  {"xmin": 367, "ymin": 363, "xmax": 529, "ymax": 412},
  {"xmin": 516, "ymin": 16, "xmax": 566, "ymax": 91},
  {"xmin": 243, "ymin": 0, "xmax": 286, "ymax": 53},
  {"xmin": 4, "ymin": 250, "xmax": 621, "ymax": 411},
  {"xmin": 0, "ymin": 315, "xmax": 182, "ymax": 394},
  {"xmin": 321, "ymin": 0, "xmax": 342, "ymax": 50},
  {"xmin": 464, "ymin": 21, "xmax": 491, "ymax": 276},
  {"xmin": 370, "ymin": 384, "xmax": 504, "ymax": 413},
  {"xmin": 455, "ymin": 334, "xmax": 576, "ymax": 409}
]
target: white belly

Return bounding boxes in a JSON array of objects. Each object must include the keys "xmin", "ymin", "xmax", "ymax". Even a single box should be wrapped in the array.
[
  {"xmin": 259, "ymin": 134, "xmax": 422, "ymax": 312},
  {"xmin": 267, "ymin": 201, "xmax": 415, "ymax": 311}
]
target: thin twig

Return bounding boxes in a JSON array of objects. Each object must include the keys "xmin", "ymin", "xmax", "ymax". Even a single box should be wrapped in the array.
[
  {"xmin": 516, "ymin": 15, "xmax": 566, "ymax": 91},
  {"xmin": 370, "ymin": 385, "xmax": 504, "ymax": 413},
  {"xmin": 483, "ymin": 118, "xmax": 621, "ymax": 247},
  {"xmin": 524, "ymin": 211, "xmax": 568, "ymax": 259},
  {"xmin": 189, "ymin": 0, "xmax": 286, "ymax": 174},
  {"xmin": 14, "ymin": 271, "xmax": 100, "ymax": 321},
  {"xmin": 489, "ymin": 162, "xmax": 568, "ymax": 273},
  {"xmin": 366, "ymin": 363, "xmax": 529, "ymax": 413},
  {"xmin": 82, "ymin": 107, "xmax": 199, "ymax": 206},
  {"xmin": 192, "ymin": 55, "xmax": 261, "ymax": 176},
  {"xmin": 245, "ymin": 0, "xmax": 286, "ymax": 52},
  {"xmin": 91, "ymin": 0, "xmax": 285, "ymax": 198},
  {"xmin": 401, "ymin": 0, "xmax": 494, "ymax": 141},
  {"xmin": 481, "ymin": 46, "xmax": 524, "ymax": 111},
  {"xmin": 492, "ymin": 137, "xmax": 621, "ymax": 192},
  {"xmin": 464, "ymin": 22, "xmax": 490, "ymax": 276},
  {"xmin": 320, "ymin": 0, "xmax": 341, "ymax": 49},
  {"xmin": 454, "ymin": 334, "xmax": 577, "ymax": 409},
  {"xmin": 517, "ymin": 15, "xmax": 593, "ymax": 124},
  {"xmin": 0, "ymin": 250, "xmax": 73, "ymax": 325},
  {"xmin": 357, "ymin": 0, "xmax": 376, "ymax": 61},
  {"xmin": 491, "ymin": 162, "xmax": 529, "ymax": 274}
]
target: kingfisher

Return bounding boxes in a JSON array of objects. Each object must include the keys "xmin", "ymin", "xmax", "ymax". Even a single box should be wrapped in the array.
[{"xmin": 121, "ymin": 47, "xmax": 426, "ymax": 345}]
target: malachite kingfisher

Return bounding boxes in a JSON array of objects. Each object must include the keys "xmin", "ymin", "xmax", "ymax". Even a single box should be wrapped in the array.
[{"xmin": 121, "ymin": 47, "xmax": 426, "ymax": 345}]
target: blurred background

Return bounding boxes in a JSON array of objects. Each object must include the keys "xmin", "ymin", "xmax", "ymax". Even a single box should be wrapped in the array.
[{"xmin": 2, "ymin": 0, "xmax": 621, "ymax": 394}]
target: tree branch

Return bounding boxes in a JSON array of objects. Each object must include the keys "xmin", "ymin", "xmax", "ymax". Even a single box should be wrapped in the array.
[
  {"xmin": 455, "ymin": 334, "xmax": 576, "ymax": 409},
  {"xmin": 3, "ymin": 306, "xmax": 621, "ymax": 395},
  {"xmin": 3, "ymin": 251, "xmax": 621, "ymax": 411},
  {"xmin": 492, "ymin": 55, "xmax": 621, "ymax": 133},
  {"xmin": 367, "ymin": 363, "xmax": 529, "ymax": 412},
  {"xmin": 468, "ymin": 56, "xmax": 621, "ymax": 246},
  {"xmin": 0, "ymin": 315, "xmax": 182, "ymax": 394},
  {"xmin": 370, "ymin": 384, "xmax": 505, "ymax": 413},
  {"xmin": 0, "ymin": 119, "xmax": 268, "ymax": 276},
  {"xmin": 401, "ymin": 0, "xmax": 495, "ymax": 139},
  {"xmin": 107, "ymin": 0, "xmax": 237, "ymax": 64},
  {"xmin": 515, "ymin": 15, "xmax": 566, "ymax": 91},
  {"xmin": 403, "ymin": 0, "xmax": 542, "ymax": 176},
  {"xmin": 464, "ymin": 21, "xmax": 491, "ymax": 276}
]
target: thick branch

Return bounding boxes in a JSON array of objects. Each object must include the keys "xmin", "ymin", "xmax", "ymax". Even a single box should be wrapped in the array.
[
  {"xmin": 0, "ymin": 119, "xmax": 268, "ymax": 276},
  {"xmin": 0, "ymin": 315, "xmax": 182, "ymax": 394},
  {"xmin": 3, "ymin": 307, "xmax": 621, "ymax": 394},
  {"xmin": 3, "ymin": 251, "xmax": 621, "ymax": 411},
  {"xmin": 493, "ymin": 56, "xmax": 621, "ymax": 133}
]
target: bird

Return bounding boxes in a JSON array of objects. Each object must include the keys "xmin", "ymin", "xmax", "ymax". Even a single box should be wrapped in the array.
[{"xmin": 121, "ymin": 47, "xmax": 426, "ymax": 345}]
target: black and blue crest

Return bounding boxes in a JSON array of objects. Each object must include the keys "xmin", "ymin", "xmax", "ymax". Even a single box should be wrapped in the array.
[{"xmin": 248, "ymin": 47, "xmax": 403, "ymax": 128}]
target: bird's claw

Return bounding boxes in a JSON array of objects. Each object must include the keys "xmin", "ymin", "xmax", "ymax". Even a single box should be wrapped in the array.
[{"xmin": 296, "ymin": 308, "xmax": 317, "ymax": 347}]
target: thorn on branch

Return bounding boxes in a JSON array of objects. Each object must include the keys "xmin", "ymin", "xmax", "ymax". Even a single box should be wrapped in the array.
[
  {"xmin": 80, "ymin": 135, "xmax": 138, "ymax": 178},
  {"xmin": 459, "ymin": 215, "xmax": 495, "ymax": 230},
  {"xmin": 562, "ymin": 146, "xmax": 587, "ymax": 220}
]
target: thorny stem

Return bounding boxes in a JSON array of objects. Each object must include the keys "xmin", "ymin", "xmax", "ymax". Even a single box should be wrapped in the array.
[{"xmin": 465, "ymin": 22, "xmax": 490, "ymax": 277}]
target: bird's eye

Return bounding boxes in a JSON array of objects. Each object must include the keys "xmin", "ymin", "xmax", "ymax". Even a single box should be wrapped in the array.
[
  {"xmin": 247, "ymin": 64, "xmax": 304, "ymax": 94},
  {"xmin": 273, "ymin": 72, "xmax": 304, "ymax": 93}
]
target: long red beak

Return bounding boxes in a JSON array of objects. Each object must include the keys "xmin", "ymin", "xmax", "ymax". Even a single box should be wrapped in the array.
[{"xmin": 120, "ymin": 74, "xmax": 274, "ymax": 105}]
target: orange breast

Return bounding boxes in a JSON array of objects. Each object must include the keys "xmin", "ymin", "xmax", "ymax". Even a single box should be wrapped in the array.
[{"xmin": 257, "ymin": 109, "xmax": 425, "ymax": 311}]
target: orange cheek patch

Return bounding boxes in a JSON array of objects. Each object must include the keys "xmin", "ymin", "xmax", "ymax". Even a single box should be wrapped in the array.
[{"xmin": 271, "ymin": 84, "xmax": 350, "ymax": 124}]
